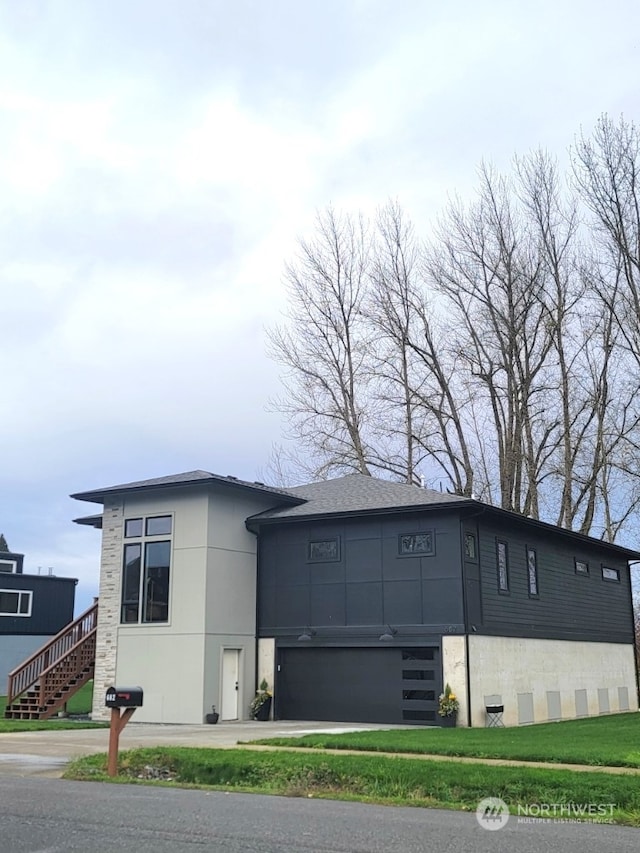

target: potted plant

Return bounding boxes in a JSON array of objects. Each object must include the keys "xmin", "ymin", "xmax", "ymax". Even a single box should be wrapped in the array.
[
  {"xmin": 249, "ymin": 679, "xmax": 272, "ymax": 721},
  {"xmin": 438, "ymin": 683, "xmax": 459, "ymax": 727},
  {"xmin": 205, "ymin": 705, "xmax": 219, "ymax": 724}
]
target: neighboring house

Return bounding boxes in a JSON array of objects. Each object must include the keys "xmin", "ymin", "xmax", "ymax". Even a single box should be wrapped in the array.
[
  {"xmin": 0, "ymin": 550, "xmax": 77, "ymax": 685},
  {"xmin": 71, "ymin": 471, "xmax": 640, "ymax": 727}
]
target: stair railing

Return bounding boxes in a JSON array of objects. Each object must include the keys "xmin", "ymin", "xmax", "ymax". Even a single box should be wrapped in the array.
[{"xmin": 6, "ymin": 600, "xmax": 98, "ymax": 707}]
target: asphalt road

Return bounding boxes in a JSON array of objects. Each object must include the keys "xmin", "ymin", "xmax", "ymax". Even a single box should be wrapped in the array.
[{"xmin": 1, "ymin": 777, "xmax": 638, "ymax": 853}]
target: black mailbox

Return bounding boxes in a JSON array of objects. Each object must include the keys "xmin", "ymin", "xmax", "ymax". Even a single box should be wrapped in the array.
[{"xmin": 105, "ymin": 686, "xmax": 144, "ymax": 708}]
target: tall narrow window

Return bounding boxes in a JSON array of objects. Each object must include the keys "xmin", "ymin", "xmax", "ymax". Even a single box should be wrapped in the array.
[
  {"xmin": 527, "ymin": 547, "xmax": 539, "ymax": 597},
  {"xmin": 496, "ymin": 540, "xmax": 509, "ymax": 593},
  {"xmin": 121, "ymin": 516, "xmax": 172, "ymax": 624}
]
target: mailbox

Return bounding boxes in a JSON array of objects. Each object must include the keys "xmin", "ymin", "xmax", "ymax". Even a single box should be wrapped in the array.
[{"xmin": 105, "ymin": 686, "xmax": 144, "ymax": 708}]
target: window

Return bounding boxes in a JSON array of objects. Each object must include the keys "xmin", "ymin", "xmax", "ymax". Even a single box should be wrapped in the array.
[
  {"xmin": 496, "ymin": 540, "xmax": 509, "ymax": 592},
  {"xmin": 398, "ymin": 531, "xmax": 434, "ymax": 556},
  {"xmin": 574, "ymin": 559, "xmax": 589, "ymax": 576},
  {"xmin": 0, "ymin": 589, "xmax": 32, "ymax": 616},
  {"xmin": 308, "ymin": 538, "xmax": 340, "ymax": 562},
  {"xmin": 526, "ymin": 547, "xmax": 539, "ymax": 597},
  {"xmin": 121, "ymin": 515, "xmax": 172, "ymax": 623},
  {"xmin": 464, "ymin": 532, "xmax": 477, "ymax": 560},
  {"xmin": 0, "ymin": 559, "xmax": 17, "ymax": 573},
  {"xmin": 601, "ymin": 566, "xmax": 620, "ymax": 583},
  {"xmin": 124, "ymin": 518, "xmax": 143, "ymax": 538}
]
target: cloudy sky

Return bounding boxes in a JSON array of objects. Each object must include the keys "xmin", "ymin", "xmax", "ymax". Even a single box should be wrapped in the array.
[{"xmin": 1, "ymin": 0, "xmax": 639, "ymax": 612}]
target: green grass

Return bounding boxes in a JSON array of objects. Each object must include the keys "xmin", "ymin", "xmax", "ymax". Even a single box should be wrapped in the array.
[
  {"xmin": 0, "ymin": 682, "xmax": 107, "ymax": 732},
  {"xmin": 64, "ymin": 746, "xmax": 640, "ymax": 826},
  {"xmin": 248, "ymin": 713, "xmax": 640, "ymax": 768}
]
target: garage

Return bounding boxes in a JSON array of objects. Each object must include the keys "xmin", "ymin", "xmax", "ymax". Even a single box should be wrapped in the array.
[{"xmin": 275, "ymin": 646, "xmax": 442, "ymax": 725}]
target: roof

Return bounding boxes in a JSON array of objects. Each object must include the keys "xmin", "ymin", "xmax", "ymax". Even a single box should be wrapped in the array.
[
  {"xmin": 246, "ymin": 474, "xmax": 640, "ymax": 560},
  {"xmin": 70, "ymin": 469, "xmax": 302, "ymax": 506},
  {"xmin": 247, "ymin": 473, "xmax": 471, "ymax": 523}
]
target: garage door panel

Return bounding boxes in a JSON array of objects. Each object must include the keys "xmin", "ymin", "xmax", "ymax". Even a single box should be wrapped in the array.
[{"xmin": 277, "ymin": 646, "xmax": 441, "ymax": 725}]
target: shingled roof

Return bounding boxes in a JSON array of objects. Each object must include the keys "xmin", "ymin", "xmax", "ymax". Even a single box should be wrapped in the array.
[
  {"xmin": 246, "ymin": 473, "xmax": 471, "ymax": 524},
  {"xmin": 71, "ymin": 469, "xmax": 301, "ymax": 505}
]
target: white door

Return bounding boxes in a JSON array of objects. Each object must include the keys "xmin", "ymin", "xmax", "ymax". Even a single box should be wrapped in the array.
[{"xmin": 221, "ymin": 649, "xmax": 241, "ymax": 720}]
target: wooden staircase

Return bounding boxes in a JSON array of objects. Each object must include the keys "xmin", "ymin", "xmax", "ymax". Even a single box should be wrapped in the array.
[{"xmin": 4, "ymin": 601, "xmax": 98, "ymax": 720}]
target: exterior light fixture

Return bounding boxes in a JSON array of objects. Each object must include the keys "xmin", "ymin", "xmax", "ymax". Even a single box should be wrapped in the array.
[
  {"xmin": 379, "ymin": 625, "xmax": 397, "ymax": 641},
  {"xmin": 297, "ymin": 627, "xmax": 316, "ymax": 641}
]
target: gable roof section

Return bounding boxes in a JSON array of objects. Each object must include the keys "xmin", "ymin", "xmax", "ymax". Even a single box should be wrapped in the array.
[
  {"xmin": 247, "ymin": 473, "xmax": 471, "ymax": 524},
  {"xmin": 70, "ymin": 469, "xmax": 302, "ymax": 506}
]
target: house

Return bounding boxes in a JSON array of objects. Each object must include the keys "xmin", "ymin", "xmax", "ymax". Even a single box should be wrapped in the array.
[
  {"xmin": 67, "ymin": 470, "xmax": 639, "ymax": 727},
  {"xmin": 0, "ymin": 549, "xmax": 77, "ymax": 686}
]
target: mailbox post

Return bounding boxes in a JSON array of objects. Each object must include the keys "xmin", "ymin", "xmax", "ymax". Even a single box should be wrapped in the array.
[{"xmin": 105, "ymin": 686, "xmax": 144, "ymax": 777}]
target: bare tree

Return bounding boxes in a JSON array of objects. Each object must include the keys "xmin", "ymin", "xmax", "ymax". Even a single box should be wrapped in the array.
[
  {"xmin": 364, "ymin": 201, "xmax": 428, "ymax": 484},
  {"xmin": 267, "ymin": 207, "xmax": 374, "ymax": 479}
]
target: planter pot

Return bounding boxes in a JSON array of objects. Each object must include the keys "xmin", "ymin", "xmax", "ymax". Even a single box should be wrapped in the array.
[
  {"xmin": 253, "ymin": 696, "xmax": 272, "ymax": 721},
  {"xmin": 205, "ymin": 711, "xmax": 219, "ymax": 724},
  {"xmin": 439, "ymin": 712, "xmax": 457, "ymax": 728}
]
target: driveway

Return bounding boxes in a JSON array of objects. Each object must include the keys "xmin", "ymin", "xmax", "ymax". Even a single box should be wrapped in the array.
[{"xmin": 0, "ymin": 720, "xmax": 399, "ymax": 777}]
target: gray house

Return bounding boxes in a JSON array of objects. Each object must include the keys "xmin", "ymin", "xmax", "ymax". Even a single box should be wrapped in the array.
[
  {"xmin": 65, "ymin": 470, "xmax": 639, "ymax": 727},
  {"xmin": 0, "ymin": 549, "xmax": 77, "ymax": 686}
]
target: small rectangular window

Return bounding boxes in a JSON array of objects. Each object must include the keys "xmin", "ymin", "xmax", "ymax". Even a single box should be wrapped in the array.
[
  {"xmin": 527, "ymin": 547, "xmax": 539, "ymax": 597},
  {"xmin": 0, "ymin": 589, "xmax": 32, "ymax": 616},
  {"xmin": 124, "ymin": 518, "xmax": 143, "ymax": 538},
  {"xmin": 601, "ymin": 566, "xmax": 620, "ymax": 583},
  {"xmin": 402, "ymin": 669, "xmax": 435, "ymax": 680},
  {"xmin": 496, "ymin": 540, "xmax": 509, "ymax": 592},
  {"xmin": 401, "ymin": 648, "xmax": 435, "ymax": 661},
  {"xmin": 398, "ymin": 531, "xmax": 434, "ymax": 556},
  {"xmin": 464, "ymin": 532, "xmax": 476, "ymax": 560},
  {"xmin": 575, "ymin": 560, "xmax": 589, "ymax": 575},
  {"xmin": 402, "ymin": 709, "xmax": 436, "ymax": 721},
  {"xmin": 0, "ymin": 560, "xmax": 17, "ymax": 573},
  {"xmin": 402, "ymin": 689, "xmax": 436, "ymax": 701},
  {"xmin": 308, "ymin": 539, "xmax": 340, "ymax": 562},
  {"xmin": 145, "ymin": 516, "xmax": 172, "ymax": 536}
]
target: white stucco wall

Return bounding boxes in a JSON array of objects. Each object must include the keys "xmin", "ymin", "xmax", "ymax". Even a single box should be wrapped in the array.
[
  {"xmin": 462, "ymin": 635, "xmax": 638, "ymax": 727},
  {"xmin": 92, "ymin": 483, "xmax": 280, "ymax": 723},
  {"xmin": 441, "ymin": 635, "xmax": 469, "ymax": 725}
]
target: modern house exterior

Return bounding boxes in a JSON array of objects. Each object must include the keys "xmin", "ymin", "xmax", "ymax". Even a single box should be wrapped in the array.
[
  {"xmin": 69, "ymin": 470, "xmax": 639, "ymax": 727},
  {"xmin": 0, "ymin": 549, "xmax": 77, "ymax": 685}
]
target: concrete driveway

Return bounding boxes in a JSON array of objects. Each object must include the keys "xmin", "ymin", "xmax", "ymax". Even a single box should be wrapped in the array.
[{"xmin": 0, "ymin": 720, "xmax": 398, "ymax": 777}]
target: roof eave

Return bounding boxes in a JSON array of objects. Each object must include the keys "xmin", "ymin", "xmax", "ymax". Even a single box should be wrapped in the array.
[{"xmin": 71, "ymin": 478, "xmax": 304, "ymax": 507}]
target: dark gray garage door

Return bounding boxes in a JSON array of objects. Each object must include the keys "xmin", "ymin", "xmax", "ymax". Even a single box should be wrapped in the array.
[{"xmin": 276, "ymin": 646, "xmax": 441, "ymax": 725}]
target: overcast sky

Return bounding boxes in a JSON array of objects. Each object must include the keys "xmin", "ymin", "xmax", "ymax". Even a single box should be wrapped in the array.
[{"xmin": 2, "ymin": 0, "xmax": 639, "ymax": 612}]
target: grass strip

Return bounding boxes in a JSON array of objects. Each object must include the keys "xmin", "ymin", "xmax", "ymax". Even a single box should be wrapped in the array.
[
  {"xmin": 0, "ymin": 683, "xmax": 107, "ymax": 732},
  {"xmin": 64, "ymin": 746, "xmax": 640, "ymax": 826},
  {"xmin": 248, "ymin": 714, "xmax": 640, "ymax": 768}
]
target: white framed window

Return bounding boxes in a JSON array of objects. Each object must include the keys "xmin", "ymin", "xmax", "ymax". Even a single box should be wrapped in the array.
[
  {"xmin": 0, "ymin": 559, "xmax": 17, "ymax": 573},
  {"xmin": 0, "ymin": 589, "xmax": 32, "ymax": 616},
  {"xmin": 121, "ymin": 515, "xmax": 172, "ymax": 624}
]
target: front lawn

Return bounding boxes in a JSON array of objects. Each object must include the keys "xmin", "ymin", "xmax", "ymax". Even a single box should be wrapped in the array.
[
  {"xmin": 249, "ymin": 713, "xmax": 640, "ymax": 768},
  {"xmin": 64, "ymin": 746, "xmax": 640, "ymax": 826}
]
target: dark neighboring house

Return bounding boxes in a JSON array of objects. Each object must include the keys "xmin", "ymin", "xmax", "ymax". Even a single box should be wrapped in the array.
[
  {"xmin": 0, "ymin": 550, "xmax": 77, "ymax": 686},
  {"xmin": 70, "ymin": 471, "xmax": 640, "ymax": 727}
]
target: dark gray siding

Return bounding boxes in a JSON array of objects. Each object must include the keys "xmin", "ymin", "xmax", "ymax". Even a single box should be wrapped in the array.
[
  {"xmin": 0, "ymin": 575, "xmax": 76, "ymax": 636},
  {"xmin": 257, "ymin": 511, "xmax": 464, "ymax": 639},
  {"xmin": 473, "ymin": 517, "xmax": 634, "ymax": 643}
]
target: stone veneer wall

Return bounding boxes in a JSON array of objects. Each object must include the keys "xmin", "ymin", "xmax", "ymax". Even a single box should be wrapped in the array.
[{"xmin": 91, "ymin": 499, "xmax": 124, "ymax": 720}]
